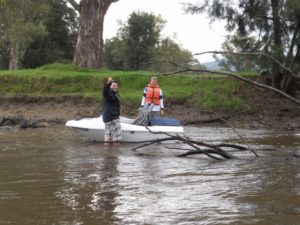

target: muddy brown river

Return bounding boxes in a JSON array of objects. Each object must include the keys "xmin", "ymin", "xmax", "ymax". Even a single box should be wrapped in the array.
[{"xmin": 0, "ymin": 125, "xmax": 299, "ymax": 225}]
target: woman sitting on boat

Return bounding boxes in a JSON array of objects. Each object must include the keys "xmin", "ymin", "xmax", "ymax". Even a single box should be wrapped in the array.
[{"xmin": 141, "ymin": 76, "xmax": 164, "ymax": 117}]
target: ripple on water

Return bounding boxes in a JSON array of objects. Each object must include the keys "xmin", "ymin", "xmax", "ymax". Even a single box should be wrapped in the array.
[{"xmin": 0, "ymin": 125, "xmax": 300, "ymax": 224}]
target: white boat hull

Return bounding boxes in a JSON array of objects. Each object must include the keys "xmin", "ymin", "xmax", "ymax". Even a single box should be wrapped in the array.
[{"xmin": 65, "ymin": 116, "xmax": 184, "ymax": 142}]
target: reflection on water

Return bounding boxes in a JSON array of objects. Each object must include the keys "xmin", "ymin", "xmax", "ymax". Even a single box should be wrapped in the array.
[{"xmin": 0, "ymin": 126, "xmax": 299, "ymax": 224}]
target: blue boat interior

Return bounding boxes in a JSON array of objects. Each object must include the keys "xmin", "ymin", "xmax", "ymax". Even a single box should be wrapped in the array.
[{"xmin": 148, "ymin": 117, "xmax": 182, "ymax": 126}]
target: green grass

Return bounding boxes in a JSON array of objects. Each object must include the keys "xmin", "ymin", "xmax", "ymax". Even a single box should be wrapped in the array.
[{"xmin": 0, "ymin": 63, "xmax": 257, "ymax": 111}]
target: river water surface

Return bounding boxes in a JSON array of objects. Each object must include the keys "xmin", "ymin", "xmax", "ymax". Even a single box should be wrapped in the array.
[{"xmin": 0, "ymin": 125, "xmax": 299, "ymax": 225}]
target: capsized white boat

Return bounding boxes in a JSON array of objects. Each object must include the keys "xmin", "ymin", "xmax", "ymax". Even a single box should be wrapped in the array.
[{"xmin": 65, "ymin": 115, "xmax": 184, "ymax": 142}]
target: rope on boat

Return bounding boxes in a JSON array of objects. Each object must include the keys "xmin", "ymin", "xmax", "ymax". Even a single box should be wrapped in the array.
[{"xmin": 133, "ymin": 104, "xmax": 155, "ymax": 125}]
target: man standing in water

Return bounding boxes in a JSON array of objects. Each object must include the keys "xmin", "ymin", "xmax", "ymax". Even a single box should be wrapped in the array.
[
  {"xmin": 102, "ymin": 77, "xmax": 122, "ymax": 145},
  {"xmin": 141, "ymin": 76, "xmax": 164, "ymax": 117}
]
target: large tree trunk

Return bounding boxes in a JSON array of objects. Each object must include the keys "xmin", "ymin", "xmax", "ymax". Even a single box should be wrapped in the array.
[
  {"xmin": 292, "ymin": 42, "xmax": 300, "ymax": 97},
  {"xmin": 279, "ymin": 42, "xmax": 300, "ymax": 96},
  {"xmin": 74, "ymin": 0, "xmax": 115, "ymax": 69},
  {"xmin": 294, "ymin": 42, "xmax": 300, "ymax": 72},
  {"xmin": 9, "ymin": 42, "xmax": 22, "ymax": 70},
  {"xmin": 271, "ymin": 0, "xmax": 284, "ymax": 89},
  {"xmin": 279, "ymin": 16, "xmax": 300, "ymax": 96}
]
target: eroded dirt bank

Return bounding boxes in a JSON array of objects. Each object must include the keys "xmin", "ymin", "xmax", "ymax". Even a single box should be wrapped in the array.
[{"xmin": 0, "ymin": 87, "xmax": 299, "ymax": 130}]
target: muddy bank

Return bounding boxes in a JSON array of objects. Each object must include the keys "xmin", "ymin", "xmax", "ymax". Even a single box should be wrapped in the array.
[
  {"xmin": 0, "ymin": 95, "xmax": 98, "ymax": 123},
  {"xmin": 0, "ymin": 91, "xmax": 299, "ymax": 130}
]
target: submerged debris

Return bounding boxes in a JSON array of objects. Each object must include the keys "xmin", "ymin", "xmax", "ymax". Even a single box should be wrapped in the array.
[{"xmin": 0, "ymin": 115, "xmax": 52, "ymax": 129}]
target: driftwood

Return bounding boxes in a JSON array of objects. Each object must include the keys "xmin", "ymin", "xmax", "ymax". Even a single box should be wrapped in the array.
[
  {"xmin": 293, "ymin": 150, "xmax": 300, "ymax": 158},
  {"xmin": 130, "ymin": 107, "xmax": 263, "ymax": 160},
  {"xmin": 186, "ymin": 109, "xmax": 257, "ymax": 157},
  {"xmin": 131, "ymin": 127, "xmax": 258, "ymax": 160}
]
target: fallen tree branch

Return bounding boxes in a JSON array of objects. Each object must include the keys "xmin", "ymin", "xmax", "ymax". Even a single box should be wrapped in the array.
[
  {"xmin": 195, "ymin": 51, "xmax": 300, "ymax": 82},
  {"xmin": 130, "ymin": 127, "xmax": 258, "ymax": 160},
  {"xmin": 144, "ymin": 58, "xmax": 300, "ymax": 106},
  {"xmin": 176, "ymin": 108, "xmax": 258, "ymax": 157},
  {"xmin": 131, "ymin": 137, "xmax": 176, "ymax": 151},
  {"xmin": 195, "ymin": 68, "xmax": 300, "ymax": 105},
  {"xmin": 67, "ymin": 0, "xmax": 80, "ymax": 12},
  {"xmin": 175, "ymin": 134, "xmax": 226, "ymax": 160},
  {"xmin": 177, "ymin": 149, "xmax": 236, "ymax": 158}
]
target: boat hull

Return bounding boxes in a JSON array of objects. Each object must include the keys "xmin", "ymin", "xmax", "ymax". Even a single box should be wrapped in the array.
[{"xmin": 66, "ymin": 116, "xmax": 184, "ymax": 142}]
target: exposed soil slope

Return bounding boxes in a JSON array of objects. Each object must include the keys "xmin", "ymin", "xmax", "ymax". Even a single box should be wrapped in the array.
[{"xmin": 0, "ymin": 82, "xmax": 299, "ymax": 130}]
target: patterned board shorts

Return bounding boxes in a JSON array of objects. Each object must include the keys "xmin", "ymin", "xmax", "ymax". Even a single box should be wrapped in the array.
[{"xmin": 104, "ymin": 118, "xmax": 122, "ymax": 142}]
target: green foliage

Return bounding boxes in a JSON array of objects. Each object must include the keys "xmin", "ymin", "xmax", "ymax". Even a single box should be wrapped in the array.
[
  {"xmin": 0, "ymin": 37, "xmax": 10, "ymax": 69},
  {"xmin": 104, "ymin": 37, "xmax": 126, "ymax": 70},
  {"xmin": 104, "ymin": 11, "xmax": 198, "ymax": 72},
  {"xmin": 184, "ymin": 0, "xmax": 300, "ymax": 79},
  {"xmin": 0, "ymin": 0, "xmax": 50, "ymax": 69},
  {"xmin": 22, "ymin": 0, "xmax": 78, "ymax": 68},
  {"xmin": 150, "ymin": 37, "xmax": 198, "ymax": 72},
  {"xmin": 0, "ymin": 63, "xmax": 252, "ymax": 111},
  {"xmin": 121, "ymin": 11, "xmax": 165, "ymax": 70},
  {"xmin": 215, "ymin": 34, "xmax": 261, "ymax": 72}
]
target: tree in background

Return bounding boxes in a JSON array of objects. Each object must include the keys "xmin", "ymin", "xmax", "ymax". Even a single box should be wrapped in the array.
[
  {"xmin": 0, "ymin": 0, "xmax": 49, "ymax": 70},
  {"xmin": 104, "ymin": 11, "xmax": 197, "ymax": 72},
  {"xmin": 120, "ymin": 11, "xmax": 164, "ymax": 70},
  {"xmin": 67, "ymin": 0, "xmax": 119, "ymax": 69},
  {"xmin": 0, "ymin": 16, "xmax": 10, "ymax": 69},
  {"xmin": 150, "ymin": 37, "xmax": 197, "ymax": 72},
  {"xmin": 104, "ymin": 37, "xmax": 126, "ymax": 70},
  {"xmin": 184, "ymin": 0, "xmax": 300, "ymax": 95},
  {"xmin": 22, "ymin": 0, "xmax": 78, "ymax": 68},
  {"xmin": 215, "ymin": 34, "xmax": 261, "ymax": 72}
]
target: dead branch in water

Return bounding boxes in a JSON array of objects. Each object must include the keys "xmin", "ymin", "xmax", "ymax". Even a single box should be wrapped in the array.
[
  {"xmin": 131, "ymin": 127, "xmax": 258, "ymax": 160},
  {"xmin": 183, "ymin": 109, "xmax": 258, "ymax": 157},
  {"xmin": 129, "ymin": 108, "xmax": 259, "ymax": 160}
]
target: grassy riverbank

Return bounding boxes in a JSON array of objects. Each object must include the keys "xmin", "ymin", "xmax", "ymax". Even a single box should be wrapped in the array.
[
  {"xmin": 1, "ymin": 63, "xmax": 300, "ymax": 130},
  {"xmin": 0, "ymin": 63, "xmax": 255, "ymax": 111}
]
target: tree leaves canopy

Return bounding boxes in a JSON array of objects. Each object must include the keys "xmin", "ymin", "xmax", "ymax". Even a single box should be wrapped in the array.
[
  {"xmin": 0, "ymin": 0, "xmax": 78, "ymax": 69},
  {"xmin": 104, "ymin": 11, "xmax": 197, "ymax": 72},
  {"xmin": 183, "ymin": 0, "xmax": 300, "ymax": 66},
  {"xmin": 0, "ymin": 0, "xmax": 49, "ymax": 69},
  {"xmin": 120, "ymin": 11, "xmax": 165, "ymax": 70},
  {"xmin": 23, "ymin": 0, "xmax": 78, "ymax": 68},
  {"xmin": 184, "ymin": 0, "xmax": 300, "ymax": 93}
]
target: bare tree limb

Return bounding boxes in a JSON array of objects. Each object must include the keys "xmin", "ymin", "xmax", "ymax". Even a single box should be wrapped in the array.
[
  {"xmin": 133, "ymin": 127, "xmax": 257, "ymax": 160},
  {"xmin": 177, "ymin": 149, "xmax": 236, "ymax": 158},
  {"xmin": 194, "ymin": 51, "xmax": 300, "ymax": 82},
  {"xmin": 145, "ymin": 60, "xmax": 300, "ymax": 105},
  {"xmin": 141, "ymin": 126, "xmax": 229, "ymax": 160},
  {"xmin": 192, "ymin": 68, "xmax": 300, "ymax": 105},
  {"xmin": 67, "ymin": 0, "xmax": 119, "ymax": 12},
  {"xmin": 195, "ymin": 110, "xmax": 259, "ymax": 157},
  {"xmin": 67, "ymin": 0, "xmax": 80, "ymax": 12},
  {"xmin": 131, "ymin": 137, "xmax": 176, "ymax": 151},
  {"xmin": 175, "ymin": 135, "xmax": 226, "ymax": 160}
]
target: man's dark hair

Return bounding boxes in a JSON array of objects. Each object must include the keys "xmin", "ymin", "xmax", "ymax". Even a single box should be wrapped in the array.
[{"xmin": 111, "ymin": 80, "xmax": 119, "ymax": 84}]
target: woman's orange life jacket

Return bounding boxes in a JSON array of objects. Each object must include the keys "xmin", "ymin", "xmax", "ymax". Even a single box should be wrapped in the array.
[{"xmin": 145, "ymin": 84, "xmax": 160, "ymax": 105}]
